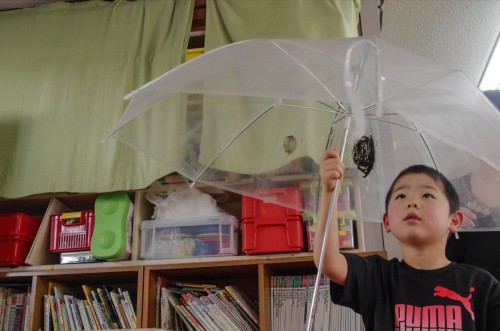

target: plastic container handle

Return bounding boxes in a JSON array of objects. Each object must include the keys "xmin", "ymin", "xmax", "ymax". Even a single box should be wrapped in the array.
[{"xmin": 60, "ymin": 212, "xmax": 83, "ymax": 225}]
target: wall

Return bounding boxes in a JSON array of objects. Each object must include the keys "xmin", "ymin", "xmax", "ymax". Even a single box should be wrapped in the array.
[{"xmin": 380, "ymin": 0, "xmax": 500, "ymax": 259}]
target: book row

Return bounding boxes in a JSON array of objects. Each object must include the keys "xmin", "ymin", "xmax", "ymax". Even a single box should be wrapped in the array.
[
  {"xmin": 157, "ymin": 277, "xmax": 259, "ymax": 331},
  {"xmin": 44, "ymin": 282, "xmax": 136, "ymax": 331}
]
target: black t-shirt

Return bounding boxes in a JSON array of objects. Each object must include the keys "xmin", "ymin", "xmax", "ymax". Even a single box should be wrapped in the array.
[{"xmin": 330, "ymin": 253, "xmax": 500, "ymax": 331}]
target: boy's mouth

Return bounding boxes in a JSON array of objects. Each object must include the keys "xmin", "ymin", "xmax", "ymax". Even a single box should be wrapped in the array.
[{"xmin": 404, "ymin": 212, "xmax": 421, "ymax": 221}]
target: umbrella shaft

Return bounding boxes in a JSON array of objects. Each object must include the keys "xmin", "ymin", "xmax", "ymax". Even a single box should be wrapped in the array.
[{"xmin": 306, "ymin": 116, "xmax": 351, "ymax": 331}]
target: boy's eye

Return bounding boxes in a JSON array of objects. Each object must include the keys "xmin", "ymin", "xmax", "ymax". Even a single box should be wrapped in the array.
[
  {"xmin": 395, "ymin": 193, "xmax": 406, "ymax": 200},
  {"xmin": 423, "ymin": 193, "xmax": 434, "ymax": 199}
]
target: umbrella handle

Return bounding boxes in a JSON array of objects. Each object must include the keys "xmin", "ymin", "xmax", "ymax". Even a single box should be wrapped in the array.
[{"xmin": 306, "ymin": 116, "xmax": 351, "ymax": 331}]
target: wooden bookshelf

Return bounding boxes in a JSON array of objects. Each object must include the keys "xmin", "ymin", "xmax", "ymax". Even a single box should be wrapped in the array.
[
  {"xmin": 0, "ymin": 251, "xmax": 386, "ymax": 330},
  {"xmin": 0, "ymin": 185, "xmax": 385, "ymax": 330}
]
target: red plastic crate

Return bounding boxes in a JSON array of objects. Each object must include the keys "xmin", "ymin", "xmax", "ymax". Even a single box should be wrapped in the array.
[
  {"xmin": 49, "ymin": 211, "xmax": 95, "ymax": 252},
  {"xmin": 0, "ymin": 213, "xmax": 41, "ymax": 266},
  {"xmin": 241, "ymin": 188, "xmax": 304, "ymax": 255}
]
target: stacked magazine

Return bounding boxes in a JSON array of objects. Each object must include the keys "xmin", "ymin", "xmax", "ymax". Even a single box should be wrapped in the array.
[
  {"xmin": 0, "ymin": 286, "xmax": 31, "ymax": 331},
  {"xmin": 271, "ymin": 274, "xmax": 364, "ymax": 331},
  {"xmin": 157, "ymin": 277, "xmax": 259, "ymax": 331}
]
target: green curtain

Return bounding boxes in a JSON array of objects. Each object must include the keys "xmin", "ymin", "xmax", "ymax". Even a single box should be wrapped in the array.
[
  {"xmin": 205, "ymin": 0, "xmax": 361, "ymax": 51},
  {"xmin": 0, "ymin": 0, "xmax": 194, "ymax": 198},
  {"xmin": 200, "ymin": 0, "xmax": 361, "ymax": 173}
]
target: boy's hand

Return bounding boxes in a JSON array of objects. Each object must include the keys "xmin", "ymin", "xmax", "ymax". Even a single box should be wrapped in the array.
[
  {"xmin": 315, "ymin": 149, "xmax": 348, "ymax": 285},
  {"xmin": 320, "ymin": 149, "xmax": 345, "ymax": 191}
]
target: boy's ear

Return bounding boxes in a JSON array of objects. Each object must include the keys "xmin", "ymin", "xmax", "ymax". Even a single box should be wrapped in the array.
[
  {"xmin": 383, "ymin": 213, "xmax": 391, "ymax": 233},
  {"xmin": 449, "ymin": 210, "xmax": 464, "ymax": 233}
]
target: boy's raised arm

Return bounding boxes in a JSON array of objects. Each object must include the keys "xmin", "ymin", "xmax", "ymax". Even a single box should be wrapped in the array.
[{"xmin": 313, "ymin": 149, "xmax": 349, "ymax": 285}]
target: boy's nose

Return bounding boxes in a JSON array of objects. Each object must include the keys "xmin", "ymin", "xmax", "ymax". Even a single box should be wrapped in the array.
[{"xmin": 407, "ymin": 203, "xmax": 418, "ymax": 208}]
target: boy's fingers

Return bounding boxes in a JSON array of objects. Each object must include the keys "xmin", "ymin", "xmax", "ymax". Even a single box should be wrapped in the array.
[
  {"xmin": 323, "ymin": 159, "xmax": 345, "ymax": 174},
  {"xmin": 323, "ymin": 148, "xmax": 339, "ymax": 160},
  {"xmin": 321, "ymin": 149, "xmax": 345, "ymax": 190},
  {"xmin": 327, "ymin": 169, "xmax": 343, "ymax": 180}
]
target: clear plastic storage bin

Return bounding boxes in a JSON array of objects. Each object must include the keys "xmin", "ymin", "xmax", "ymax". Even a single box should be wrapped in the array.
[{"xmin": 140, "ymin": 214, "xmax": 239, "ymax": 259}]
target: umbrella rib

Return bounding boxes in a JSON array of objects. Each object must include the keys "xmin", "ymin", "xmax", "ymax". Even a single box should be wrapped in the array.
[
  {"xmin": 417, "ymin": 128, "xmax": 439, "ymax": 169},
  {"xmin": 318, "ymin": 100, "xmax": 348, "ymax": 114},
  {"xmin": 280, "ymin": 103, "xmax": 345, "ymax": 115},
  {"xmin": 271, "ymin": 41, "xmax": 338, "ymax": 101},
  {"xmin": 190, "ymin": 101, "xmax": 280, "ymax": 186},
  {"xmin": 362, "ymin": 69, "xmax": 459, "ymax": 114},
  {"xmin": 359, "ymin": 103, "xmax": 423, "ymax": 131},
  {"xmin": 364, "ymin": 116, "xmax": 420, "ymax": 131}
]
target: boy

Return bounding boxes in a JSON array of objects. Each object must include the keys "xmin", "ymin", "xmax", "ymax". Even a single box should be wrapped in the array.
[{"xmin": 314, "ymin": 149, "xmax": 500, "ymax": 330}]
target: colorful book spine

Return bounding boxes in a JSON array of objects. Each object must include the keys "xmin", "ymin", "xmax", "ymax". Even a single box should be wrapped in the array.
[{"xmin": 81, "ymin": 285, "xmax": 101, "ymax": 330}]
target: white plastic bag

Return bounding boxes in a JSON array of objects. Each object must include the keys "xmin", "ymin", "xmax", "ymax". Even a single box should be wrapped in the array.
[{"xmin": 146, "ymin": 187, "xmax": 223, "ymax": 221}]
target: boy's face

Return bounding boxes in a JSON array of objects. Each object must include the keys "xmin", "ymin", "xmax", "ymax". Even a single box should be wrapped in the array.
[{"xmin": 382, "ymin": 173, "xmax": 463, "ymax": 246}]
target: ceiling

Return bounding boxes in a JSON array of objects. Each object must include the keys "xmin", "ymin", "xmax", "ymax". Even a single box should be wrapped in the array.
[{"xmin": 382, "ymin": 1, "xmax": 499, "ymax": 85}]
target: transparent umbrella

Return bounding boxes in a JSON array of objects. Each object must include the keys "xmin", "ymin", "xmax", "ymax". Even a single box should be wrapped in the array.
[
  {"xmin": 106, "ymin": 37, "xmax": 500, "ymax": 223},
  {"xmin": 106, "ymin": 37, "xmax": 500, "ymax": 330}
]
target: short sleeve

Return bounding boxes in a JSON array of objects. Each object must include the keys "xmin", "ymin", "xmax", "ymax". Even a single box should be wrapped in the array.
[{"xmin": 330, "ymin": 253, "xmax": 387, "ymax": 314}]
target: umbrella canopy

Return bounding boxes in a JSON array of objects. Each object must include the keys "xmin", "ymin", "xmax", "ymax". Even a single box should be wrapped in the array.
[{"xmin": 106, "ymin": 37, "xmax": 500, "ymax": 223}]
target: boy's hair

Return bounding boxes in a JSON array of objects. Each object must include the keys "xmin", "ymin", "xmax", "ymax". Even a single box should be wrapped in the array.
[{"xmin": 384, "ymin": 164, "xmax": 460, "ymax": 214}]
